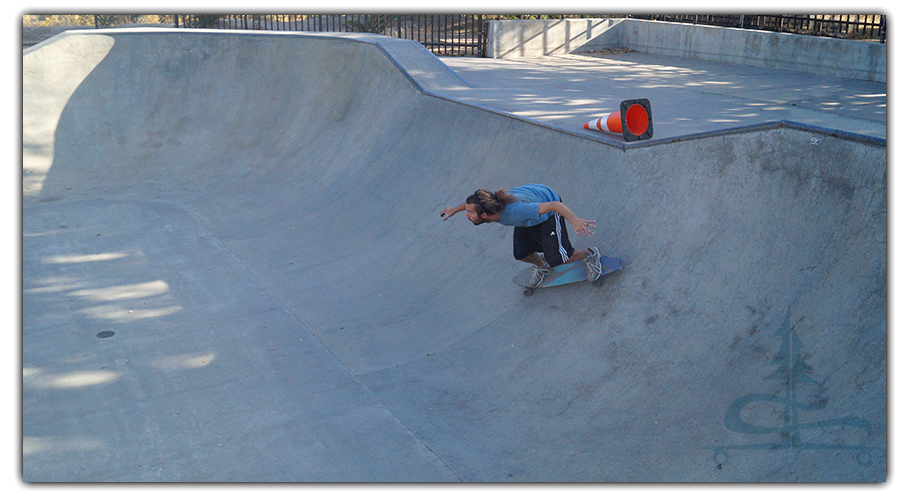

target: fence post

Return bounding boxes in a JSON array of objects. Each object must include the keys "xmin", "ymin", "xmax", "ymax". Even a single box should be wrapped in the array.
[{"xmin": 476, "ymin": 15, "xmax": 481, "ymax": 56}]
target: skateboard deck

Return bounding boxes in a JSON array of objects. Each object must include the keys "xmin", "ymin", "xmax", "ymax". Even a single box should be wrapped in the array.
[{"xmin": 513, "ymin": 256, "xmax": 622, "ymax": 295}]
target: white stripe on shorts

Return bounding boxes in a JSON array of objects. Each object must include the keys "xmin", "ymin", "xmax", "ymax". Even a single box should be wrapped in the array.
[{"xmin": 555, "ymin": 213, "xmax": 569, "ymax": 262}]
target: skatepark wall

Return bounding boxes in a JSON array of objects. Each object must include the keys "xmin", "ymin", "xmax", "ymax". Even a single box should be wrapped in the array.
[
  {"xmin": 23, "ymin": 30, "xmax": 886, "ymax": 481},
  {"xmin": 487, "ymin": 18, "xmax": 886, "ymax": 82}
]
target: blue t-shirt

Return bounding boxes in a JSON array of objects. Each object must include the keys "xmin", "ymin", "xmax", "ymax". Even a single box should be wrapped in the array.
[{"xmin": 497, "ymin": 184, "xmax": 561, "ymax": 227}]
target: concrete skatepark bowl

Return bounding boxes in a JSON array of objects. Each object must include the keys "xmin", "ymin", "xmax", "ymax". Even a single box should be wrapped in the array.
[{"xmin": 23, "ymin": 29, "xmax": 886, "ymax": 481}]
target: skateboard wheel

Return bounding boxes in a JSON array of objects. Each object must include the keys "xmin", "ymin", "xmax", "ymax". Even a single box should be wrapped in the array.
[
  {"xmin": 592, "ymin": 278, "xmax": 603, "ymax": 287},
  {"xmin": 523, "ymin": 289, "xmax": 534, "ymax": 296}
]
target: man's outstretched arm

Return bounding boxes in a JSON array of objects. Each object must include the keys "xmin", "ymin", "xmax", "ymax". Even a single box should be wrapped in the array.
[
  {"xmin": 538, "ymin": 201, "xmax": 596, "ymax": 237},
  {"xmin": 440, "ymin": 203, "xmax": 466, "ymax": 221}
]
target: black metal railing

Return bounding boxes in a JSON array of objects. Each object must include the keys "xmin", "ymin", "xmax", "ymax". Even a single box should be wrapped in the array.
[
  {"xmin": 627, "ymin": 14, "xmax": 885, "ymax": 42},
  {"xmin": 173, "ymin": 14, "xmax": 885, "ymax": 57},
  {"xmin": 176, "ymin": 14, "xmax": 487, "ymax": 56}
]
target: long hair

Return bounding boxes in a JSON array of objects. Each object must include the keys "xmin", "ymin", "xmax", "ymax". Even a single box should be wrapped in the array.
[{"xmin": 466, "ymin": 189, "xmax": 518, "ymax": 216}]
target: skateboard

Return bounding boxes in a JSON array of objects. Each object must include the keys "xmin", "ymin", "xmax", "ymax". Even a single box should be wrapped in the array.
[{"xmin": 513, "ymin": 256, "xmax": 623, "ymax": 296}]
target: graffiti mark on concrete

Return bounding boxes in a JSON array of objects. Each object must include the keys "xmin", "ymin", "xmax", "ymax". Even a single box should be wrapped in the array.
[{"xmin": 709, "ymin": 308, "xmax": 876, "ymax": 467}]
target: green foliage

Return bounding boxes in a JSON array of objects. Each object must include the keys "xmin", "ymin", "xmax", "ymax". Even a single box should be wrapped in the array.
[
  {"xmin": 23, "ymin": 15, "xmax": 94, "ymax": 27},
  {"xmin": 346, "ymin": 15, "xmax": 395, "ymax": 34},
  {"xmin": 94, "ymin": 15, "xmax": 118, "ymax": 27},
  {"xmin": 194, "ymin": 15, "xmax": 221, "ymax": 29},
  {"xmin": 23, "ymin": 14, "xmax": 172, "ymax": 27}
]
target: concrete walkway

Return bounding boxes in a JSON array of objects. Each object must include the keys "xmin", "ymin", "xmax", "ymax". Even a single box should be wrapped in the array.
[{"xmin": 439, "ymin": 52, "xmax": 886, "ymax": 142}]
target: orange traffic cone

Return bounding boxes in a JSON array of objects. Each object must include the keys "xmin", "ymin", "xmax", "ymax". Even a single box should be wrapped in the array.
[{"xmin": 584, "ymin": 99, "xmax": 653, "ymax": 142}]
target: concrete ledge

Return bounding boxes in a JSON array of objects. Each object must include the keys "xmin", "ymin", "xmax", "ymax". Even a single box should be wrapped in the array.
[
  {"xmin": 485, "ymin": 18, "xmax": 619, "ymax": 58},
  {"xmin": 487, "ymin": 18, "xmax": 885, "ymax": 83}
]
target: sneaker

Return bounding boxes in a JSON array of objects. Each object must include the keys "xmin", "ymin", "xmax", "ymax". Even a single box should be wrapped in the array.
[
  {"xmin": 528, "ymin": 263, "xmax": 552, "ymax": 287},
  {"xmin": 585, "ymin": 247, "xmax": 602, "ymax": 282}
]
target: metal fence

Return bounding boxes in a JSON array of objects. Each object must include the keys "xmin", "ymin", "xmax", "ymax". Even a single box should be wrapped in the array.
[
  {"xmin": 174, "ymin": 14, "xmax": 885, "ymax": 57},
  {"xmin": 628, "ymin": 14, "xmax": 885, "ymax": 42},
  {"xmin": 176, "ymin": 14, "xmax": 486, "ymax": 56}
]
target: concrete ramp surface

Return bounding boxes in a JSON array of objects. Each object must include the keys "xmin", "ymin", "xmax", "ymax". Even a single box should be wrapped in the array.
[{"xmin": 22, "ymin": 29, "xmax": 886, "ymax": 482}]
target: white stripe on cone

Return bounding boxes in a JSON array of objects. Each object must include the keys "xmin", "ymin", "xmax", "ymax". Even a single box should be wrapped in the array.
[
  {"xmin": 585, "ymin": 116, "xmax": 614, "ymax": 132},
  {"xmin": 599, "ymin": 114, "xmax": 612, "ymax": 132},
  {"xmin": 584, "ymin": 111, "xmax": 622, "ymax": 133}
]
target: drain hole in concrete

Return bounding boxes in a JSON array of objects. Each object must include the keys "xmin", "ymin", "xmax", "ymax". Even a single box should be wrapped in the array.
[{"xmin": 96, "ymin": 331, "xmax": 115, "ymax": 339}]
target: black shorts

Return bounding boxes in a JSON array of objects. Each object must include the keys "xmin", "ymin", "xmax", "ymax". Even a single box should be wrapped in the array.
[{"xmin": 513, "ymin": 213, "xmax": 574, "ymax": 267}]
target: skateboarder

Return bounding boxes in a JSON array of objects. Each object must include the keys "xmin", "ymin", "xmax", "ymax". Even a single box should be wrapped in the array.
[{"xmin": 441, "ymin": 184, "xmax": 602, "ymax": 287}]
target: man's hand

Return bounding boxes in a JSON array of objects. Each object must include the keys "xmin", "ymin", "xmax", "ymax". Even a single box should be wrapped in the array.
[
  {"xmin": 440, "ymin": 204, "xmax": 464, "ymax": 221},
  {"xmin": 539, "ymin": 201, "xmax": 596, "ymax": 237},
  {"xmin": 569, "ymin": 216, "xmax": 596, "ymax": 237}
]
